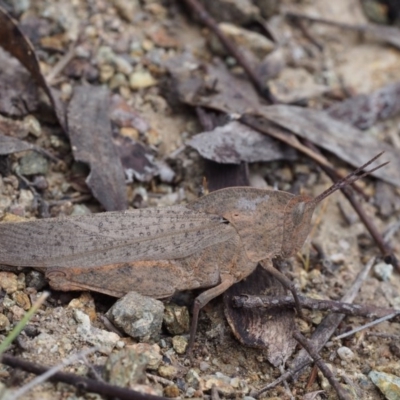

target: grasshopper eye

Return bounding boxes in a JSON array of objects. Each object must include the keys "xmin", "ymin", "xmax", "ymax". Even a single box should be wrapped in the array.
[{"xmin": 291, "ymin": 201, "xmax": 305, "ymax": 226}]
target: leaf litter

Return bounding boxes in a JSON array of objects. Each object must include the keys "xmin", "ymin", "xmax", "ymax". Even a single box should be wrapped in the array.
[{"xmin": 0, "ymin": 0, "xmax": 399, "ymax": 399}]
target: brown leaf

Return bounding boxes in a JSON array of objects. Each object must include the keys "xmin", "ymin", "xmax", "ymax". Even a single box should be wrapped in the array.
[
  {"xmin": 67, "ymin": 86, "xmax": 128, "ymax": 211},
  {"xmin": 261, "ymin": 105, "xmax": 400, "ymax": 187},
  {"xmin": 188, "ymin": 120, "xmax": 296, "ymax": 163},
  {"xmin": 0, "ymin": 6, "xmax": 66, "ymax": 131},
  {"xmin": 224, "ymin": 264, "xmax": 296, "ymax": 367},
  {"xmin": 328, "ymin": 82, "xmax": 400, "ymax": 130},
  {"xmin": 0, "ymin": 133, "xmax": 35, "ymax": 155},
  {"xmin": 169, "ymin": 56, "xmax": 400, "ymax": 187},
  {"xmin": 0, "ymin": 49, "xmax": 38, "ymax": 117}
]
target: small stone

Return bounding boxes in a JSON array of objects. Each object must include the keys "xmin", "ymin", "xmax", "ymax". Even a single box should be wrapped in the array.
[
  {"xmin": 0, "ymin": 314, "xmax": 10, "ymax": 331},
  {"xmin": 120, "ymin": 127, "xmax": 139, "ymax": 140},
  {"xmin": 110, "ymin": 0, "xmax": 139, "ymax": 22},
  {"xmin": 31, "ymin": 176, "xmax": 48, "ymax": 190},
  {"xmin": 186, "ymin": 368, "xmax": 202, "ymax": 390},
  {"xmin": 0, "ymin": 272, "xmax": 18, "ymax": 294},
  {"xmin": 25, "ymin": 271, "xmax": 46, "ymax": 290},
  {"xmin": 172, "ymin": 335, "xmax": 188, "ymax": 355},
  {"xmin": 12, "ymin": 291, "xmax": 31, "ymax": 310},
  {"xmin": 106, "ymin": 291, "xmax": 164, "ymax": 342},
  {"xmin": 109, "ymin": 73, "xmax": 129, "ymax": 90},
  {"xmin": 74, "ymin": 309, "xmax": 119, "ymax": 355},
  {"xmin": 369, "ymin": 370, "xmax": 400, "ymax": 400},
  {"xmin": 205, "ymin": 377, "xmax": 234, "ymax": 396},
  {"xmin": 104, "ymin": 348, "xmax": 148, "ymax": 388},
  {"xmin": 99, "ymin": 64, "xmax": 115, "ymax": 83},
  {"xmin": 164, "ymin": 385, "xmax": 180, "ymax": 398},
  {"xmin": 17, "ymin": 189, "xmax": 34, "ymax": 211},
  {"xmin": 199, "ymin": 361, "xmax": 210, "ymax": 372},
  {"xmin": 158, "ymin": 365, "xmax": 178, "ymax": 379},
  {"xmin": 145, "ymin": 128, "xmax": 162, "ymax": 146},
  {"xmin": 163, "ymin": 304, "xmax": 190, "ymax": 335},
  {"xmin": 209, "ymin": 23, "xmax": 274, "ymax": 59},
  {"xmin": 374, "ymin": 262, "xmax": 393, "ymax": 282},
  {"xmin": 129, "ymin": 70, "xmax": 157, "ymax": 89},
  {"xmin": 19, "ymin": 151, "xmax": 48, "ymax": 176},
  {"xmin": 22, "ymin": 115, "xmax": 41, "ymax": 138},
  {"xmin": 130, "ymin": 343, "xmax": 162, "ymax": 370},
  {"xmin": 337, "ymin": 346, "xmax": 355, "ymax": 362},
  {"xmin": 70, "ymin": 204, "xmax": 92, "ymax": 216},
  {"xmin": 68, "ymin": 292, "xmax": 97, "ymax": 321}
]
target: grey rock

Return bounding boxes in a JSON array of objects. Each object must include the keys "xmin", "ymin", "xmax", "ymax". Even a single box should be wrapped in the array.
[
  {"xmin": 369, "ymin": 370, "xmax": 400, "ymax": 400},
  {"xmin": 106, "ymin": 291, "xmax": 164, "ymax": 341},
  {"xmin": 163, "ymin": 303, "xmax": 190, "ymax": 335},
  {"xmin": 19, "ymin": 151, "xmax": 48, "ymax": 175}
]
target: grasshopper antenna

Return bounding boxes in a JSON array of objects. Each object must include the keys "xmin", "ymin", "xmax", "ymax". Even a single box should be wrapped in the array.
[{"xmin": 311, "ymin": 152, "xmax": 388, "ymax": 206}]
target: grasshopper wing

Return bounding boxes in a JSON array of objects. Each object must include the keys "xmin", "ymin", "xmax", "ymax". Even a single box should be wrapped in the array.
[{"xmin": 0, "ymin": 205, "xmax": 235, "ymax": 268}]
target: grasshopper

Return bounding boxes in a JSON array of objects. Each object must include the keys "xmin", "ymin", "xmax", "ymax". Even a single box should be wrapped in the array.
[{"xmin": 0, "ymin": 153, "xmax": 386, "ymax": 352}]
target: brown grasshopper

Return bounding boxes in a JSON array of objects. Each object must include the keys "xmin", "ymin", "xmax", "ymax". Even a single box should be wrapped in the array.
[{"xmin": 0, "ymin": 153, "xmax": 386, "ymax": 352}]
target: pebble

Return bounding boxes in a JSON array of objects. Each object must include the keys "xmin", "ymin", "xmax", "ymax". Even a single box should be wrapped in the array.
[
  {"xmin": 158, "ymin": 365, "xmax": 178, "ymax": 379},
  {"xmin": 130, "ymin": 343, "xmax": 162, "ymax": 370},
  {"xmin": 19, "ymin": 151, "xmax": 48, "ymax": 176},
  {"xmin": 17, "ymin": 189, "xmax": 34, "ymax": 211},
  {"xmin": 205, "ymin": 376, "xmax": 234, "ymax": 396},
  {"xmin": 12, "ymin": 291, "xmax": 31, "ymax": 310},
  {"xmin": 0, "ymin": 314, "xmax": 10, "ymax": 331},
  {"xmin": 164, "ymin": 385, "xmax": 180, "ymax": 398},
  {"xmin": 172, "ymin": 335, "xmax": 188, "ymax": 355},
  {"xmin": 0, "ymin": 272, "xmax": 18, "ymax": 294},
  {"xmin": 369, "ymin": 370, "xmax": 400, "ymax": 400},
  {"xmin": 186, "ymin": 369, "xmax": 201, "ymax": 389},
  {"xmin": 22, "ymin": 115, "xmax": 41, "ymax": 138},
  {"xmin": 129, "ymin": 70, "xmax": 157, "ymax": 89},
  {"xmin": 163, "ymin": 304, "xmax": 190, "ymax": 335},
  {"xmin": 205, "ymin": 0, "xmax": 259, "ymax": 25},
  {"xmin": 110, "ymin": 0, "xmax": 139, "ymax": 22},
  {"xmin": 199, "ymin": 361, "xmax": 210, "ymax": 372},
  {"xmin": 337, "ymin": 346, "xmax": 355, "ymax": 362},
  {"xmin": 74, "ymin": 309, "xmax": 119, "ymax": 355},
  {"xmin": 374, "ymin": 262, "xmax": 393, "ymax": 282},
  {"xmin": 210, "ymin": 23, "xmax": 274, "ymax": 59},
  {"xmin": 104, "ymin": 348, "xmax": 148, "ymax": 388},
  {"xmin": 106, "ymin": 291, "xmax": 164, "ymax": 342}
]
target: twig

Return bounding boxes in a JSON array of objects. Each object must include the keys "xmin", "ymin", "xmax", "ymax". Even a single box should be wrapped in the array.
[
  {"xmin": 0, "ymin": 354, "xmax": 168, "ymax": 400},
  {"xmin": 6, "ymin": 347, "xmax": 97, "ymax": 400},
  {"xmin": 233, "ymin": 294, "xmax": 400, "ymax": 322},
  {"xmin": 293, "ymin": 331, "xmax": 351, "ymax": 400},
  {"xmin": 182, "ymin": 0, "xmax": 273, "ymax": 101},
  {"xmin": 334, "ymin": 312, "xmax": 400, "ymax": 340},
  {"xmin": 303, "ymin": 140, "xmax": 398, "ymax": 270},
  {"xmin": 253, "ymin": 257, "xmax": 374, "ymax": 397},
  {"xmin": 46, "ymin": 43, "xmax": 77, "ymax": 85},
  {"xmin": 146, "ymin": 373, "xmax": 174, "ymax": 387}
]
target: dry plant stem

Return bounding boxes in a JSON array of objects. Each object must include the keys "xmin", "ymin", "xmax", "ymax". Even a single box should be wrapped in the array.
[
  {"xmin": 293, "ymin": 331, "xmax": 352, "ymax": 400},
  {"xmin": 46, "ymin": 43, "xmax": 77, "ymax": 84},
  {"xmin": 182, "ymin": 0, "xmax": 271, "ymax": 101},
  {"xmin": 0, "ymin": 354, "xmax": 168, "ymax": 400},
  {"xmin": 8, "ymin": 347, "xmax": 97, "ymax": 400},
  {"xmin": 254, "ymin": 258, "xmax": 374, "ymax": 397},
  {"xmin": 303, "ymin": 140, "xmax": 397, "ymax": 269},
  {"xmin": 260, "ymin": 260, "xmax": 305, "ymax": 319},
  {"xmin": 334, "ymin": 312, "xmax": 400, "ymax": 340},
  {"xmin": 233, "ymin": 294, "xmax": 400, "ymax": 322}
]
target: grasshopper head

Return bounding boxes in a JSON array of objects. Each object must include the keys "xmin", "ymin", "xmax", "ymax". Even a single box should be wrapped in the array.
[{"xmin": 281, "ymin": 195, "xmax": 316, "ymax": 258}]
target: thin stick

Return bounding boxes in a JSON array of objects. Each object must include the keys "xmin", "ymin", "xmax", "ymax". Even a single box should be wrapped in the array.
[
  {"xmin": 293, "ymin": 331, "xmax": 351, "ymax": 400},
  {"xmin": 334, "ymin": 312, "xmax": 400, "ymax": 340},
  {"xmin": 182, "ymin": 0, "xmax": 272, "ymax": 101},
  {"xmin": 253, "ymin": 257, "xmax": 374, "ymax": 397},
  {"xmin": 233, "ymin": 294, "xmax": 400, "ymax": 322},
  {"xmin": 303, "ymin": 140, "xmax": 397, "ymax": 269},
  {"xmin": 7, "ymin": 347, "xmax": 97, "ymax": 400},
  {"xmin": 0, "ymin": 354, "xmax": 168, "ymax": 400}
]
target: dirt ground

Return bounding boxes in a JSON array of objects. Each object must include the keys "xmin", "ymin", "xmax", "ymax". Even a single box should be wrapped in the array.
[{"xmin": 0, "ymin": 0, "xmax": 400, "ymax": 399}]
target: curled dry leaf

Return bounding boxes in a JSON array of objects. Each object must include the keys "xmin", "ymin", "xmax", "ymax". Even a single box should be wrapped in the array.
[
  {"xmin": 328, "ymin": 81, "xmax": 400, "ymax": 130},
  {"xmin": 67, "ymin": 86, "xmax": 128, "ymax": 211},
  {"xmin": 168, "ymin": 55, "xmax": 400, "ymax": 187},
  {"xmin": 187, "ymin": 120, "xmax": 296, "ymax": 164}
]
